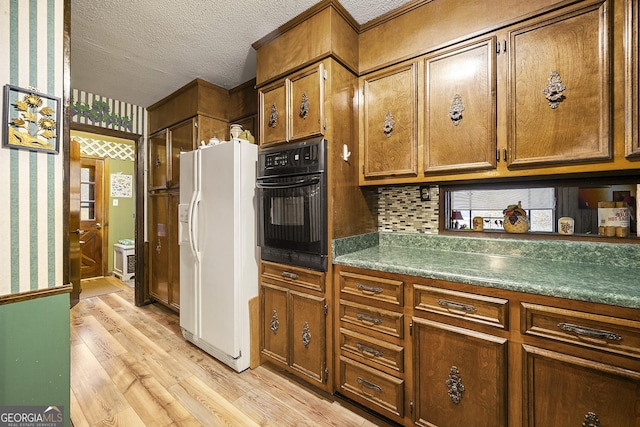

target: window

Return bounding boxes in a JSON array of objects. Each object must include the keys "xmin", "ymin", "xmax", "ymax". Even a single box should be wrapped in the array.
[
  {"xmin": 449, "ymin": 188, "xmax": 555, "ymax": 231},
  {"xmin": 444, "ymin": 178, "xmax": 638, "ymax": 236}
]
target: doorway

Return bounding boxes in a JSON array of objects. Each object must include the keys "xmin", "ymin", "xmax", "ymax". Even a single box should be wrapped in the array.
[
  {"xmin": 69, "ymin": 127, "xmax": 141, "ymax": 305},
  {"xmin": 80, "ymin": 156, "xmax": 106, "ymax": 279}
]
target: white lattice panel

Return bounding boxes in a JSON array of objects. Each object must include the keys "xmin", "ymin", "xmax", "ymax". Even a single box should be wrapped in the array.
[{"xmin": 76, "ymin": 136, "xmax": 135, "ymax": 161}]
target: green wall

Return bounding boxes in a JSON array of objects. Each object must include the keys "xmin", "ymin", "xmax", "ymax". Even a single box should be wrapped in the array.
[
  {"xmin": 0, "ymin": 294, "xmax": 71, "ymax": 426},
  {"xmin": 107, "ymin": 158, "xmax": 136, "ymax": 272}
]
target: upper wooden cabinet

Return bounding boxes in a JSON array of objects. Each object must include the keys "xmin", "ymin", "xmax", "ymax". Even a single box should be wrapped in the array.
[
  {"xmin": 361, "ymin": 63, "xmax": 418, "ymax": 178},
  {"xmin": 359, "ymin": 0, "xmax": 636, "ymax": 185},
  {"xmin": 424, "ymin": 37, "xmax": 497, "ymax": 174},
  {"xmin": 259, "ymin": 63, "xmax": 325, "ymax": 147},
  {"xmin": 626, "ymin": 0, "xmax": 640, "ymax": 158},
  {"xmin": 506, "ymin": 1, "xmax": 611, "ymax": 167}
]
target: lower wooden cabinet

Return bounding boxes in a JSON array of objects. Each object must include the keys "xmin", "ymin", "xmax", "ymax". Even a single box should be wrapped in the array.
[
  {"xmin": 332, "ymin": 264, "xmax": 640, "ymax": 427},
  {"xmin": 260, "ymin": 261, "xmax": 330, "ymax": 391},
  {"xmin": 522, "ymin": 345, "xmax": 640, "ymax": 426},
  {"xmin": 412, "ymin": 318, "xmax": 508, "ymax": 427},
  {"xmin": 148, "ymin": 191, "xmax": 180, "ymax": 311}
]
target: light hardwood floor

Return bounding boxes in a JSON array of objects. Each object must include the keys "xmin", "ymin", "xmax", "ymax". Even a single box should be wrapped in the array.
[{"xmin": 70, "ymin": 279, "xmax": 398, "ymax": 426}]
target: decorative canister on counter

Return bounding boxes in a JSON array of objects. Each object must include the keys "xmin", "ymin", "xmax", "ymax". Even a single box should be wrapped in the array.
[
  {"xmin": 472, "ymin": 216, "xmax": 484, "ymax": 231},
  {"xmin": 598, "ymin": 201, "xmax": 629, "ymax": 237},
  {"xmin": 230, "ymin": 123, "xmax": 243, "ymax": 139},
  {"xmin": 558, "ymin": 217, "xmax": 574, "ymax": 235}
]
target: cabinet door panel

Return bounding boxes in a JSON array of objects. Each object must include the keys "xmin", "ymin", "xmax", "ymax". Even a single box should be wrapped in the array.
[
  {"xmin": 290, "ymin": 290, "xmax": 326, "ymax": 385},
  {"xmin": 523, "ymin": 345, "xmax": 640, "ymax": 427},
  {"xmin": 148, "ymin": 131, "xmax": 168, "ymax": 190},
  {"xmin": 261, "ymin": 283, "xmax": 289, "ymax": 367},
  {"xmin": 362, "ymin": 63, "xmax": 418, "ymax": 178},
  {"xmin": 425, "ymin": 37, "xmax": 497, "ymax": 173},
  {"xmin": 508, "ymin": 2, "xmax": 611, "ymax": 166},
  {"xmin": 289, "ymin": 64, "xmax": 324, "ymax": 142},
  {"xmin": 168, "ymin": 192, "xmax": 180, "ymax": 310},
  {"xmin": 148, "ymin": 193, "xmax": 170, "ymax": 305},
  {"xmin": 413, "ymin": 318, "xmax": 508, "ymax": 427},
  {"xmin": 168, "ymin": 119, "xmax": 194, "ymax": 189},
  {"xmin": 626, "ymin": 0, "xmax": 640, "ymax": 158},
  {"xmin": 260, "ymin": 81, "xmax": 288, "ymax": 146}
]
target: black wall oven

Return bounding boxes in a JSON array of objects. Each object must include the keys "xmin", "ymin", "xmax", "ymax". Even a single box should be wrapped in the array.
[{"xmin": 257, "ymin": 138, "xmax": 327, "ymax": 271}]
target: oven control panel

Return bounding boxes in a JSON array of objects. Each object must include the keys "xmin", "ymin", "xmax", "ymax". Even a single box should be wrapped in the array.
[{"xmin": 258, "ymin": 138, "xmax": 326, "ymax": 177}]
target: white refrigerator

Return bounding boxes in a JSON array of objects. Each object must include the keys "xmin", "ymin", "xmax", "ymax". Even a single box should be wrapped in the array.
[{"xmin": 178, "ymin": 139, "xmax": 258, "ymax": 372}]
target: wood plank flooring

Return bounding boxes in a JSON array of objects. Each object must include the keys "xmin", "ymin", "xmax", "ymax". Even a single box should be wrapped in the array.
[{"xmin": 70, "ymin": 279, "xmax": 398, "ymax": 426}]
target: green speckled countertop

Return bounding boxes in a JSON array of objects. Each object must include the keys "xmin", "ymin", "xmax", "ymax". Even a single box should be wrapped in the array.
[{"xmin": 332, "ymin": 232, "xmax": 640, "ymax": 309}]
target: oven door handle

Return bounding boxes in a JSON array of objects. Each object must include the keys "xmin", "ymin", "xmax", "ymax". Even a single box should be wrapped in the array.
[{"xmin": 256, "ymin": 177, "xmax": 320, "ymax": 189}]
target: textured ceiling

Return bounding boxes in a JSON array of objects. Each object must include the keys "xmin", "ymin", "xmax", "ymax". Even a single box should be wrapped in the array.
[{"xmin": 71, "ymin": 0, "xmax": 413, "ymax": 108}]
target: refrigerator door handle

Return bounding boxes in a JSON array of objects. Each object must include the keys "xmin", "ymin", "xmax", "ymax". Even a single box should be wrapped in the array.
[{"xmin": 188, "ymin": 191, "xmax": 201, "ymax": 263}]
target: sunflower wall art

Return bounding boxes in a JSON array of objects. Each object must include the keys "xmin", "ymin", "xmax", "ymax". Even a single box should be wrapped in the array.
[{"xmin": 3, "ymin": 84, "xmax": 61, "ymax": 154}]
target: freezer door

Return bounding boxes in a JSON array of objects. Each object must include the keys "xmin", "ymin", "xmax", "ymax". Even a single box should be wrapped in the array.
[{"xmin": 179, "ymin": 150, "xmax": 199, "ymax": 335}]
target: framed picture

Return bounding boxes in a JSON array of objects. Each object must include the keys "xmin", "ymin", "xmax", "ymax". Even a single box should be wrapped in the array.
[{"xmin": 3, "ymin": 84, "xmax": 60, "ymax": 154}]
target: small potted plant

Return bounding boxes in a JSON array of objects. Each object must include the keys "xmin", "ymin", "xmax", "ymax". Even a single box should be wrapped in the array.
[{"xmin": 503, "ymin": 201, "xmax": 530, "ymax": 233}]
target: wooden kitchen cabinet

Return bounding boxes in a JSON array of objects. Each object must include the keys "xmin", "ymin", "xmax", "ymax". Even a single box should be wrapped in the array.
[
  {"xmin": 506, "ymin": 0, "xmax": 611, "ymax": 167},
  {"xmin": 522, "ymin": 345, "xmax": 640, "ymax": 426},
  {"xmin": 521, "ymin": 301, "xmax": 640, "ymax": 426},
  {"xmin": 361, "ymin": 62, "xmax": 418, "ymax": 179},
  {"xmin": 359, "ymin": 0, "xmax": 634, "ymax": 186},
  {"xmin": 335, "ymin": 267, "xmax": 406, "ymax": 423},
  {"xmin": 626, "ymin": 0, "xmax": 640, "ymax": 158},
  {"xmin": 412, "ymin": 318, "xmax": 508, "ymax": 427},
  {"xmin": 424, "ymin": 36, "xmax": 497, "ymax": 174},
  {"xmin": 148, "ymin": 130, "xmax": 168, "ymax": 191},
  {"xmin": 260, "ymin": 261, "xmax": 330, "ymax": 391},
  {"xmin": 148, "ymin": 191, "xmax": 180, "ymax": 310},
  {"xmin": 258, "ymin": 63, "xmax": 325, "ymax": 147}
]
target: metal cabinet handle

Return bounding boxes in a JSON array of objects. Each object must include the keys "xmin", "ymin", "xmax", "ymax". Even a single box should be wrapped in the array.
[
  {"xmin": 357, "ymin": 343, "xmax": 382, "ymax": 358},
  {"xmin": 356, "ymin": 313, "xmax": 383, "ymax": 325},
  {"xmin": 155, "ymin": 241, "xmax": 161, "ymax": 255},
  {"xmin": 557, "ymin": 323, "xmax": 622, "ymax": 341},
  {"xmin": 438, "ymin": 299, "xmax": 477, "ymax": 313},
  {"xmin": 357, "ymin": 283, "xmax": 383, "ymax": 295},
  {"xmin": 357, "ymin": 377, "xmax": 383, "ymax": 393},
  {"xmin": 281, "ymin": 271, "xmax": 299, "ymax": 280}
]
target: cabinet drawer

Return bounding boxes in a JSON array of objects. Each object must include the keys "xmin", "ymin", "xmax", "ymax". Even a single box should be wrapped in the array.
[
  {"xmin": 340, "ymin": 328, "xmax": 404, "ymax": 374},
  {"xmin": 339, "ymin": 356, "xmax": 404, "ymax": 420},
  {"xmin": 414, "ymin": 284, "xmax": 509, "ymax": 330},
  {"xmin": 339, "ymin": 271, "xmax": 403, "ymax": 308},
  {"xmin": 340, "ymin": 300, "xmax": 403, "ymax": 339},
  {"xmin": 261, "ymin": 261, "xmax": 325, "ymax": 292},
  {"xmin": 521, "ymin": 303, "xmax": 640, "ymax": 359}
]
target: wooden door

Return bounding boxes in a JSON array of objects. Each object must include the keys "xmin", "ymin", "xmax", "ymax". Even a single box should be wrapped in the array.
[
  {"xmin": 425, "ymin": 37, "xmax": 497, "ymax": 173},
  {"xmin": 289, "ymin": 63, "xmax": 325, "ymax": 142},
  {"xmin": 362, "ymin": 62, "xmax": 418, "ymax": 179},
  {"xmin": 412, "ymin": 318, "xmax": 508, "ymax": 427},
  {"xmin": 69, "ymin": 139, "xmax": 82, "ymax": 305},
  {"xmin": 80, "ymin": 157, "xmax": 105, "ymax": 279},
  {"xmin": 148, "ymin": 192, "xmax": 170, "ymax": 305},
  {"xmin": 290, "ymin": 290, "xmax": 327, "ymax": 385},
  {"xmin": 523, "ymin": 345, "xmax": 640, "ymax": 426},
  {"xmin": 148, "ymin": 130, "xmax": 168, "ymax": 190},
  {"xmin": 168, "ymin": 119, "xmax": 195, "ymax": 189},
  {"xmin": 261, "ymin": 282, "xmax": 289, "ymax": 367},
  {"xmin": 506, "ymin": 1, "xmax": 611, "ymax": 167},
  {"xmin": 259, "ymin": 80, "xmax": 288, "ymax": 146}
]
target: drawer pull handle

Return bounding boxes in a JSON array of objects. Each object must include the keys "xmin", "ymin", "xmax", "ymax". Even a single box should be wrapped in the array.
[
  {"xmin": 281, "ymin": 271, "xmax": 299, "ymax": 280},
  {"xmin": 438, "ymin": 299, "xmax": 477, "ymax": 313},
  {"xmin": 357, "ymin": 377, "xmax": 383, "ymax": 393},
  {"xmin": 356, "ymin": 283, "xmax": 383, "ymax": 295},
  {"xmin": 557, "ymin": 323, "xmax": 622, "ymax": 341},
  {"xmin": 356, "ymin": 343, "xmax": 383, "ymax": 358},
  {"xmin": 356, "ymin": 313, "xmax": 383, "ymax": 325}
]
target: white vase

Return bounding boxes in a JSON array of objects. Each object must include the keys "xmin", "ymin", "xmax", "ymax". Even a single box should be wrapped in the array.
[{"xmin": 230, "ymin": 123, "xmax": 243, "ymax": 139}]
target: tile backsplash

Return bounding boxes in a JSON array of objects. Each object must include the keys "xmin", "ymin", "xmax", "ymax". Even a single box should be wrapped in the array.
[{"xmin": 377, "ymin": 185, "xmax": 440, "ymax": 233}]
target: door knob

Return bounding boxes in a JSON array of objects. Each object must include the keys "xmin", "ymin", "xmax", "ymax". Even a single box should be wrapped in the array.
[
  {"xmin": 95, "ymin": 223, "xmax": 101, "ymax": 229},
  {"xmin": 71, "ymin": 229, "xmax": 84, "ymax": 235}
]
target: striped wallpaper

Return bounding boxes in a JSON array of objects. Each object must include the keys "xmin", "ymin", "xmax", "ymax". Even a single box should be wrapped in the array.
[
  {"xmin": 71, "ymin": 88, "xmax": 146, "ymax": 135},
  {"xmin": 0, "ymin": 0, "xmax": 64, "ymax": 296}
]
